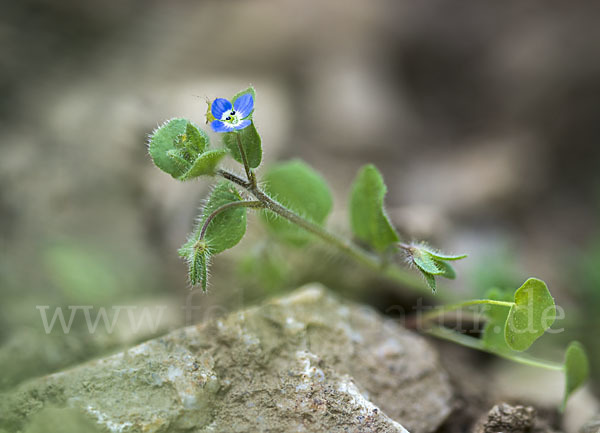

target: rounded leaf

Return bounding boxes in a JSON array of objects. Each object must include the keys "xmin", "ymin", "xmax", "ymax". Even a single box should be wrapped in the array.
[
  {"xmin": 200, "ymin": 182, "xmax": 248, "ymax": 254},
  {"xmin": 149, "ymin": 118, "xmax": 218, "ymax": 180},
  {"xmin": 481, "ymin": 288, "xmax": 513, "ymax": 352},
  {"xmin": 505, "ymin": 278, "xmax": 556, "ymax": 351},
  {"xmin": 561, "ymin": 341, "xmax": 589, "ymax": 411},
  {"xmin": 261, "ymin": 160, "xmax": 333, "ymax": 245}
]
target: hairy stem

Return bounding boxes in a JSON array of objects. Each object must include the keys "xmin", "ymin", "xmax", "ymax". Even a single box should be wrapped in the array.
[
  {"xmin": 200, "ymin": 200, "xmax": 264, "ymax": 240},
  {"xmin": 426, "ymin": 325, "xmax": 564, "ymax": 371},
  {"xmin": 216, "ymin": 173, "xmax": 438, "ymax": 297},
  {"xmin": 217, "ymin": 169, "xmax": 250, "ymax": 188}
]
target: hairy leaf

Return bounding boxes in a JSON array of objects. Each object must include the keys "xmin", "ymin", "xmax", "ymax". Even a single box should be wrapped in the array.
[
  {"xmin": 422, "ymin": 271, "xmax": 437, "ymax": 293},
  {"xmin": 349, "ymin": 164, "xmax": 399, "ymax": 252},
  {"xmin": 179, "ymin": 182, "xmax": 248, "ymax": 288},
  {"xmin": 149, "ymin": 118, "xmax": 223, "ymax": 180},
  {"xmin": 179, "ymin": 149, "xmax": 228, "ymax": 180},
  {"xmin": 418, "ymin": 245, "xmax": 468, "ymax": 261},
  {"xmin": 413, "ymin": 249, "xmax": 443, "ymax": 275}
]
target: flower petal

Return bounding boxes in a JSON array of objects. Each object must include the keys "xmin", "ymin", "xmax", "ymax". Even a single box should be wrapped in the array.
[
  {"xmin": 211, "ymin": 120, "xmax": 235, "ymax": 133},
  {"xmin": 211, "ymin": 98, "xmax": 232, "ymax": 120},
  {"xmin": 233, "ymin": 119, "xmax": 252, "ymax": 131},
  {"xmin": 233, "ymin": 94, "xmax": 254, "ymax": 118}
]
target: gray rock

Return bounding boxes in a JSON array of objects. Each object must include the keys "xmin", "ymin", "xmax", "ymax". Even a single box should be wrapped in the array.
[
  {"xmin": 472, "ymin": 403, "xmax": 561, "ymax": 433},
  {"xmin": 0, "ymin": 285, "xmax": 453, "ymax": 433},
  {"xmin": 581, "ymin": 414, "xmax": 600, "ymax": 433}
]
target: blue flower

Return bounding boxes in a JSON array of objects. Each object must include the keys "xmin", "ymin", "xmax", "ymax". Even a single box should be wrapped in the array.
[{"xmin": 210, "ymin": 94, "xmax": 254, "ymax": 133}]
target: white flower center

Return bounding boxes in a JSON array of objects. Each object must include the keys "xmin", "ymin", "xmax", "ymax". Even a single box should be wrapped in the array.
[{"xmin": 220, "ymin": 109, "xmax": 243, "ymax": 126}]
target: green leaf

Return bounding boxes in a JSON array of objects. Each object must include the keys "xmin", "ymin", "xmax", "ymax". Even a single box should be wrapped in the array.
[
  {"xmin": 184, "ymin": 121, "xmax": 208, "ymax": 154},
  {"xmin": 178, "ymin": 239, "xmax": 209, "ymax": 289},
  {"xmin": 561, "ymin": 341, "xmax": 589, "ymax": 411},
  {"xmin": 149, "ymin": 118, "xmax": 223, "ymax": 180},
  {"xmin": 482, "ymin": 288, "xmax": 513, "ymax": 352},
  {"xmin": 434, "ymin": 260, "xmax": 456, "ymax": 279},
  {"xmin": 422, "ymin": 271, "xmax": 437, "ymax": 293},
  {"xmin": 261, "ymin": 160, "xmax": 333, "ymax": 245},
  {"xmin": 412, "ymin": 249, "xmax": 443, "ymax": 275},
  {"xmin": 349, "ymin": 164, "xmax": 399, "ymax": 252},
  {"xmin": 149, "ymin": 118, "xmax": 194, "ymax": 178},
  {"xmin": 199, "ymin": 182, "xmax": 248, "ymax": 254},
  {"xmin": 223, "ymin": 122, "xmax": 262, "ymax": 169},
  {"xmin": 418, "ymin": 245, "xmax": 467, "ymax": 261},
  {"xmin": 178, "ymin": 149, "xmax": 228, "ymax": 180},
  {"xmin": 505, "ymin": 278, "xmax": 556, "ymax": 351},
  {"xmin": 179, "ymin": 182, "xmax": 248, "ymax": 288}
]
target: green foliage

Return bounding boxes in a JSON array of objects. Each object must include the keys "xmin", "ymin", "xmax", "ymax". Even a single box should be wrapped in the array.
[
  {"xmin": 412, "ymin": 248, "xmax": 444, "ymax": 275},
  {"xmin": 562, "ymin": 341, "xmax": 589, "ymax": 411},
  {"xmin": 349, "ymin": 165, "xmax": 399, "ymax": 252},
  {"xmin": 261, "ymin": 160, "xmax": 333, "ymax": 245},
  {"xmin": 418, "ymin": 245, "xmax": 467, "ymax": 261},
  {"xmin": 563, "ymin": 341, "xmax": 590, "ymax": 402},
  {"xmin": 179, "ymin": 182, "xmax": 248, "ymax": 289},
  {"xmin": 148, "ymin": 86, "xmax": 588, "ymax": 404},
  {"xmin": 505, "ymin": 278, "xmax": 556, "ymax": 351},
  {"xmin": 149, "ymin": 118, "xmax": 226, "ymax": 180},
  {"xmin": 407, "ymin": 243, "xmax": 466, "ymax": 293},
  {"xmin": 481, "ymin": 288, "xmax": 513, "ymax": 352},
  {"xmin": 179, "ymin": 149, "xmax": 229, "ymax": 180},
  {"xmin": 435, "ymin": 260, "xmax": 456, "ymax": 279},
  {"xmin": 223, "ymin": 122, "xmax": 262, "ymax": 168}
]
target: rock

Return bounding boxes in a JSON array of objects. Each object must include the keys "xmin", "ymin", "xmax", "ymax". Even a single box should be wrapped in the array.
[
  {"xmin": 0, "ymin": 285, "xmax": 453, "ymax": 433},
  {"xmin": 581, "ymin": 414, "xmax": 600, "ymax": 433},
  {"xmin": 472, "ymin": 403, "xmax": 560, "ymax": 433}
]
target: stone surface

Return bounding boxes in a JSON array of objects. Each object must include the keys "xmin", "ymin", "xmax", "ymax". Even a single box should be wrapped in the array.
[
  {"xmin": 0, "ymin": 285, "xmax": 453, "ymax": 433},
  {"xmin": 581, "ymin": 414, "xmax": 600, "ymax": 433},
  {"xmin": 472, "ymin": 403, "xmax": 561, "ymax": 433}
]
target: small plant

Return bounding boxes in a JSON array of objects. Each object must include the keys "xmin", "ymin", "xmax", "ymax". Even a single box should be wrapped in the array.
[{"xmin": 148, "ymin": 86, "xmax": 588, "ymax": 410}]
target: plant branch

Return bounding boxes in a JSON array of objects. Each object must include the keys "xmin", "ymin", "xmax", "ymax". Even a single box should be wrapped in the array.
[
  {"xmin": 426, "ymin": 325, "xmax": 564, "ymax": 371},
  {"xmin": 215, "ymin": 171, "xmax": 449, "ymax": 299},
  {"xmin": 216, "ymin": 169, "xmax": 251, "ymax": 189},
  {"xmin": 200, "ymin": 200, "xmax": 264, "ymax": 240}
]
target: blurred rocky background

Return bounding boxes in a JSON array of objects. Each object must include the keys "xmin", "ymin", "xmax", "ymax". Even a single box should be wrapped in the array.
[{"xmin": 1, "ymin": 0, "xmax": 599, "ymax": 430}]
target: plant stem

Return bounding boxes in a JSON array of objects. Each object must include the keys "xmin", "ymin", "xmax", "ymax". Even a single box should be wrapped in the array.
[
  {"xmin": 247, "ymin": 180, "xmax": 435, "ymax": 297},
  {"xmin": 217, "ymin": 169, "xmax": 250, "ymax": 188},
  {"xmin": 217, "ymin": 139, "xmax": 444, "ymax": 298},
  {"xmin": 426, "ymin": 325, "xmax": 564, "ymax": 371},
  {"xmin": 236, "ymin": 133, "xmax": 256, "ymax": 186},
  {"xmin": 199, "ymin": 200, "xmax": 264, "ymax": 240},
  {"xmin": 422, "ymin": 299, "xmax": 514, "ymax": 322}
]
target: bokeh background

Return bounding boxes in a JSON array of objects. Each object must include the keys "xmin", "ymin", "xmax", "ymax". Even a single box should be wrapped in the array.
[{"xmin": 1, "ymin": 0, "xmax": 599, "ymax": 428}]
